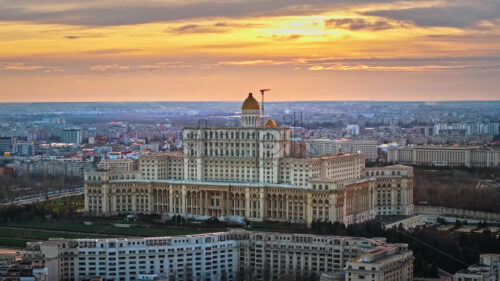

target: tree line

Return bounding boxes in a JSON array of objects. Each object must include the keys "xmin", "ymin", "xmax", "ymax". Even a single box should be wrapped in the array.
[{"xmin": 309, "ymin": 219, "xmax": 500, "ymax": 277}]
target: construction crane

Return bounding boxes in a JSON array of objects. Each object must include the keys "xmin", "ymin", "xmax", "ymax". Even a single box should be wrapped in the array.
[{"xmin": 260, "ymin": 89, "xmax": 271, "ymax": 123}]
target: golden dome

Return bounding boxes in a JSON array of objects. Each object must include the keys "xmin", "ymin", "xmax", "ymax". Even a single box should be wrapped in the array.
[
  {"xmin": 264, "ymin": 119, "xmax": 277, "ymax": 127},
  {"xmin": 241, "ymin": 93, "xmax": 260, "ymax": 110}
]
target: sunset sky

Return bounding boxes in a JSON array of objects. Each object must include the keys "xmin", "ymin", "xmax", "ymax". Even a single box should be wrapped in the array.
[{"xmin": 0, "ymin": 0, "xmax": 499, "ymax": 102}]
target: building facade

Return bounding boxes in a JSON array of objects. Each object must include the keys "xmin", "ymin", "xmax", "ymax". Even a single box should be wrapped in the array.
[
  {"xmin": 453, "ymin": 254, "xmax": 500, "ymax": 281},
  {"xmin": 23, "ymin": 230, "xmax": 412, "ymax": 281},
  {"xmin": 98, "ymin": 159, "xmax": 136, "ymax": 172},
  {"xmin": 0, "ymin": 136, "xmax": 17, "ymax": 154},
  {"xmin": 85, "ymin": 94, "xmax": 414, "ymax": 225},
  {"xmin": 345, "ymin": 244, "xmax": 413, "ymax": 281},
  {"xmin": 306, "ymin": 139, "xmax": 378, "ymax": 162},
  {"xmin": 387, "ymin": 146, "xmax": 500, "ymax": 168},
  {"xmin": 61, "ymin": 128, "xmax": 83, "ymax": 145},
  {"xmin": 362, "ymin": 166, "xmax": 414, "ymax": 216}
]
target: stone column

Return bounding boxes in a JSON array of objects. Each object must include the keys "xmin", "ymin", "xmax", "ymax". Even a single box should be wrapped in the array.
[
  {"xmin": 84, "ymin": 185, "xmax": 89, "ymax": 212},
  {"xmin": 102, "ymin": 184, "xmax": 109, "ymax": 214},
  {"xmin": 181, "ymin": 185, "xmax": 187, "ymax": 215},
  {"xmin": 305, "ymin": 193, "xmax": 312, "ymax": 227},
  {"xmin": 285, "ymin": 195, "xmax": 289, "ymax": 221},
  {"xmin": 148, "ymin": 184, "xmax": 153, "ymax": 214},
  {"xmin": 259, "ymin": 188, "xmax": 265, "ymax": 221},
  {"xmin": 168, "ymin": 188, "xmax": 173, "ymax": 214},
  {"xmin": 205, "ymin": 191, "xmax": 209, "ymax": 216},
  {"xmin": 245, "ymin": 188, "xmax": 251, "ymax": 218}
]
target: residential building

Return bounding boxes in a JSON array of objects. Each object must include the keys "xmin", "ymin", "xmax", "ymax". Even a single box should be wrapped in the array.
[
  {"xmin": 345, "ymin": 244, "xmax": 413, "ymax": 281},
  {"xmin": 61, "ymin": 128, "xmax": 83, "ymax": 145},
  {"xmin": 22, "ymin": 230, "xmax": 412, "ymax": 281},
  {"xmin": 454, "ymin": 254, "xmax": 500, "ymax": 281},
  {"xmin": 0, "ymin": 136, "xmax": 17, "ymax": 155},
  {"xmin": 306, "ymin": 139, "xmax": 378, "ymax": 162}
]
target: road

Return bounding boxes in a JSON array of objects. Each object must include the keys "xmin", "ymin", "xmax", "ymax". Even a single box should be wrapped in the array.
[{"xmin": 1, "ymin": 187, "xmax": 84, "ymax": 207}]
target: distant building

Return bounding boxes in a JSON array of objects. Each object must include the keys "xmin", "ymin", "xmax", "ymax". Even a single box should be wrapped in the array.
[
  {"xmin": 94, "ymin": 146, "xmax": 113, "ymax": 155},
  {"xmin": 337, "ymin": 140, "xmax": 378, "ymax": 162},
  {"xmin": 140, "ymin": 143, "xmax": 160, "ymax": 152},
  {"xmin": 306, "ymin": 139, "xmax": 341, "ymax": 156},
  {"xmin": 435, "ymin": 123, "xmax": 500, "ymax": 136},
  {"xmin": 15, "ymin": 142, "xmax": 38, "ymax": 156},
  {"xmin": 346, "ymin": 124, "xmax": 360, "ymax": 136},
  {"xmin": 0, "ymin": 136, "xmax": 17, "ymax": 154},
  {"xmin": 387, "ymin": 146, "xmax": 500, "ymax": 168},
  {"xmin": 15, "ymin": 158, "xmax": 93, "ymax": 178},
  {"xmin": 97, "ymin": 159, "xmax": 135, "ymax": 171},
  {"xmin": 412, "ymin": 125, "xmax": 435, "ymax": 136},
  {"xmin": 306, "ymin": 139, "xmax": 378, "ymax": 162},
  {"xmin": 61, "ymin": 128, "xmax": 82, "ymax": 145},
  {"xmin": 346, "ymin": 244, "xmax": 413, "ymax": 281}
]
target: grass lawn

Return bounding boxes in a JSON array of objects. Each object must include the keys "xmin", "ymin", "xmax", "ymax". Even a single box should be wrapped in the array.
[
  {"xmin": 0, "ymin": 228, "xmax": 101, "ymax": 240},
  {"xmin": 0, "ymin": 220, "xmax": 211, "ymax": 237},
  {"xmin": 0, "ymin": 237, "xmax": 29, "ymax": 247}
]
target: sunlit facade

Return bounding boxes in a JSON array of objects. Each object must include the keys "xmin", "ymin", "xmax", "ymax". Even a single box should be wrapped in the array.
[{"xmin": 85, "ymin": 94, "xmax": 413, "ymax": 225}]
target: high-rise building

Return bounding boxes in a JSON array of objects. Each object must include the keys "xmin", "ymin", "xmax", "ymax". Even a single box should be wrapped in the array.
[
  {"xmin": 0, "ymin": 136, "xmax": 17, "ymax": 155},
  {"xmin": 346, "ymin": 125, "xmax": 360, "ymax": 136},
  {"xmin": 15, "ymin": 141, "xmax": 38, "ymax": 156},
  {"xmin": 61, "ymin": 128, "xmax": 83, "ymax": 145}
]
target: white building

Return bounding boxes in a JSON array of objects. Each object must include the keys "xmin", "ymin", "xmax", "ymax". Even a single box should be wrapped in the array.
[
  {"xmin": 387, "ymin": 146, "xmax": 500, "ymax": 168},
  {"xmin": 23, "ymin": 230, "xmax": 412, "ymax": 281},
  {"xmin": 306, "ymin": 139, "xmax": 378, "ymax": 162},
  {"xmin": 97, "ymin": 159, "xmax": 135, "ymax": 171},
  {"xmin": 306, "ymin": 139, "xmax": 341, "ymax": 157},
  {"xmin": 346, "ymin": 125, "xmax": 360, "ymax": 137},
  {"xmin": 85, "ymin": 94, "xmax": 414, "ymax": 226},
  {"xmin": 346, "ymin": 244, "xmax": 413, "ymax": 281},
  {"xmin": 454, "ymin": 254, "xmax": 500, "ymax": 281}
]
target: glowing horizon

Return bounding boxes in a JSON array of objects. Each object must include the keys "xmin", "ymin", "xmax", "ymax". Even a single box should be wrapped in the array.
[{"xmin": 1, "ymin": 0, "xmax": 499, "ymax": 102}]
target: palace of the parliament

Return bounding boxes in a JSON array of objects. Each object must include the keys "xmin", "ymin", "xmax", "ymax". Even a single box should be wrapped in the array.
[{"xmin": 85, "ymin": 93, "xmax": 414, "ymax": 225}]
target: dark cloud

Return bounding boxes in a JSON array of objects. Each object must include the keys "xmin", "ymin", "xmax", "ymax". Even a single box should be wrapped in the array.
[
  {"xmin": 0, "ymin": 0, "xmax": 398, "ymax": 26},
  {"xmin": 64, "ymin": 33, "xmax": 106, "ymax": 39},
  {"xmin": 167, "ymin": 22, "xmax": 260, "ymax": 34},
  {"xmin": 168, "ymin": 24, "xmax": 222, "ymax": 34},
  {"xmin": 324, "ymin": 18, "xmax": 395, "ymax": 31},
  {"xmin": 364, "ymin": 1, "xmax": 500, "ymax": 28}
]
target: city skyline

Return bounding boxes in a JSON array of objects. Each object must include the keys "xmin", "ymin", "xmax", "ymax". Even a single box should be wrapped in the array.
[{"xmin": 1, "ymin": 0, "xmax": 499, "ymax": 102}]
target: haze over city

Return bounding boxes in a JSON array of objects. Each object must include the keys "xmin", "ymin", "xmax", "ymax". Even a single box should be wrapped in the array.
[{"xmin": 1, "ymin": 0, "xmax": 499, "ymax": 102}]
